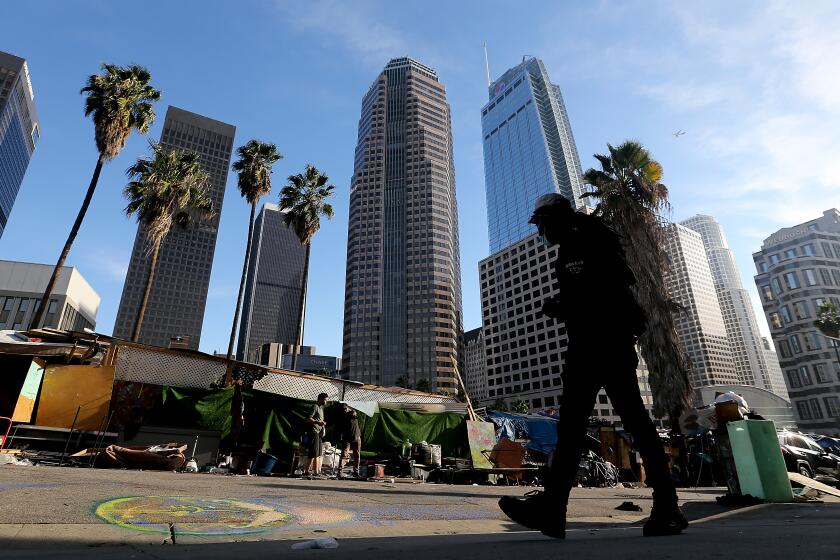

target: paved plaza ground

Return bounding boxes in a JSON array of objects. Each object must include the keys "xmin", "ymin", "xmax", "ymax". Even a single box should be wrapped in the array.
[{"xmin": 1, "ymin": 464, "xmax": 838, "ymax": 558}]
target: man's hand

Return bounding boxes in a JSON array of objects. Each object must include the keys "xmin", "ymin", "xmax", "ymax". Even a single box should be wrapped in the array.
[{"xmin": 539, "ymin": 296, "xmax": 565, "ymax": 320}]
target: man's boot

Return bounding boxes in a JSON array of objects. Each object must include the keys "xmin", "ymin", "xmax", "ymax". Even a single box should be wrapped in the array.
[
  {"xmin": 643, "ymin": 491, "xmax": 688, "ymax": 536},
  {"xmin": 498, "ymin": 491, "xmax": 566, "ymax": 539}
]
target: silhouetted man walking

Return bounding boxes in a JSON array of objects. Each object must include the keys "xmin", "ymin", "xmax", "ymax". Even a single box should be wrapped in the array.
[{"xmin": 498, "ymin": 194, "xmax": 687, "ymax": 538}]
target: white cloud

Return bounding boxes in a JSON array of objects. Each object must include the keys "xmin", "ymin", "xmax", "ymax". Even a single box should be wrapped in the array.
[
  {"xmin": 84, "ymin": 251, "xmax": 128, "ymax": 282},
  {"xmin": 640, "ymin": 2, "xmax": 840, "ymax": 228},
  {"xmin": 275, "ymin": 0, "xmax": 407, "ymax": 67}
]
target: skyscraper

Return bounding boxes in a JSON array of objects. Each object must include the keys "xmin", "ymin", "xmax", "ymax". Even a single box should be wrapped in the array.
[
  {"xmin": 113, "ymin": 106, "xmax": 235, "ymax": 349},
  {"xmin": 342, "ymin": 57, "xmax": 463, "ymax": 392},
  {"xmin": 682, "ymin": 214, "xmax": 789, "ymax": 399},
  {"xmin": 236, "ymin": 203, "xmax": 306, "ymax": 362},
  {"xmin": 753, "ymin": 209, "xmax": 840, "ymax": 432},
  {"xmin": 463, "ymin": 327, "xmax": 488, "ymax": 402},
  {"xmin": 664, "ymin": 224, "xmax": 739, "ymax": 388},
  {"xmin": 481, "ymin": 56, "xmax": 585, "ymax": 253},
  {"xmin": 0, "ymin": 51, "xmax": 39, "ymax": 238}
]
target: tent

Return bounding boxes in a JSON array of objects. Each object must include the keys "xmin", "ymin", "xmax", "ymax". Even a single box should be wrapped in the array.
[{"xmin": 146, "ymin": 386, "xmax": 470, "ymax": 459}]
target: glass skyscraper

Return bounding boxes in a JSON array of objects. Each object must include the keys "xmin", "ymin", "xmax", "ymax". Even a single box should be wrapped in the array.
[
  {"xmin": 236, "ymin": 203, "xmax": 307, "ymax": 363},
  {"xmin": 481, "ymin": 57, "xmax": 584, "ymax": 253},
  {"xmin": 342, "ymin": 58, "xmax": 463, "ymax": 392},
  {"xmin": 0, "ymin": 51, "xmax": 39, "ymax": 238}
]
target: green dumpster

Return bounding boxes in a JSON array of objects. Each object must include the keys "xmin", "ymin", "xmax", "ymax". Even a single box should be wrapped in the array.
[{"xmin": 726, "ymin": 419, "xmax": 793, "ymax": 503}]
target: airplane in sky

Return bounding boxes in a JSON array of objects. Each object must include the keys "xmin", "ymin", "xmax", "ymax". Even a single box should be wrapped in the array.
[{"xmin": 672, "ymin": 130, "xmax": 686, "ymax": 138}]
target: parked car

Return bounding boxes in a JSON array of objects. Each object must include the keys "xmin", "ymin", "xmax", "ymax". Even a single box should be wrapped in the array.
[
  {"xmin": 805, "ymin": 433, "xmax": 840, "ymax": 456},
  {"xmin": 778, "ymin": 431, "xmax": 840, "ymax": 478}
]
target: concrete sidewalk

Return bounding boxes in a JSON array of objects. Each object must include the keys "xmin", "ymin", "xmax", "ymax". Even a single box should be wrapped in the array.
[{"xmin": 0, "ymin": 464, "xmax": 835, "ymax": 558}]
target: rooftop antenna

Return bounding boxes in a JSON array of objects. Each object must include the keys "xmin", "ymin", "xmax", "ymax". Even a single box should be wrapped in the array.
[{"xmin": 483, "ymin": 42, "xmax": 491, "ymax": 87}]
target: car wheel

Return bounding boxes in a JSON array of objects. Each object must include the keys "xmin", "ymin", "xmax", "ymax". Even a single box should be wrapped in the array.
[{"xmin": 798, "ymin": 464, "xmax": 813, "ymax": 478}]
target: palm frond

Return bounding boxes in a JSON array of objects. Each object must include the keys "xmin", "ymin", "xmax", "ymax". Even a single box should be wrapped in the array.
[
  {"xmin": 123, "ymin": 141, "xmax": 212, "ymax": 255},
  {"xmin": 279, "ymin": 164, "xmax": 336, "ymax": 245},
  {"xmin": 81, "ymin": 63, "xmax": 161, "ymax": 159}
]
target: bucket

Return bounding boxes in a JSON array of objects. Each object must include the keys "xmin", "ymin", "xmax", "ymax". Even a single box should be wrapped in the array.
[{"xmin": 253, "ymin": 451, "xmax": 278, "ymax": 476}]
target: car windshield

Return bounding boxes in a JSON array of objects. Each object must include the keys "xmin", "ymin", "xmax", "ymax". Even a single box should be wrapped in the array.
[{"xmin": 801, "ymin": 436, "xmax": 824, "ymax": 453}]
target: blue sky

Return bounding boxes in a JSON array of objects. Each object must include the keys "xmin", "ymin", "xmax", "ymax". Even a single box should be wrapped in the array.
[{"xmin": 2, "ymin": 0, "xmax": 839, "ymax": 356}]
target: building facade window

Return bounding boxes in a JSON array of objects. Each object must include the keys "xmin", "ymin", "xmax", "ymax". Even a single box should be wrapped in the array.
[
  {"xmin": 804, "ymin": 269, "xmax": 818, "ymax": 286},
  {"xmin": 784, "ymin": 272, "xmax": 799, "ymax": 290},
  {"xmin": 799, "ymin": 365, "xmax": 812, "ymax": 385},
  {"xmin": 797, "ymin": 401, "xmax": 812, "ymax": 420},
  {"xmin": 814, "ymin": 363, "xmax": 830, "ymax": 383},
  {"xmin": 825, "ymin": 396, "xmax": 840, "ymax": 417}
]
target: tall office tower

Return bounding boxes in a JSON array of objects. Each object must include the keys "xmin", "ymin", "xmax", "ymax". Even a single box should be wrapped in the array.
[
  {"xmin": 463, "ymin": 327, "xmax": 488, "ymax": 402},
  {"xmin": 342, "ymin": 58, "xmax": 463, "ymax": 392},
  {"xmin": 0, "ymin": 51, "xmax": 39, "ymax": 238},
  {"xmin": 478, "ymin": 233, "xmax": 658, "ymax": 425},
  {"xmin": 753, "ymin": 209, "xmax": 840, "ymax": 432},
  {"xmin": 664, "ymin": 224, "xmax": 739, "ymax": 388},
  {"xmin": 682, "ymin": 215, "xmax": 789, "ymax": 399},
  {"xmin": 761, "ymin": 337, "xmax": 788, "ymax": 401},
  {"xmin": 236, "ymin": 203, "xmax": 306, "ymax": 362},
  {"xmin": 113, "ymin": 106, "xmax": 235, "ymax": 349},
  {"xmin": 481, "ymin": 56, "xmax": 585, "ymax": 253}
]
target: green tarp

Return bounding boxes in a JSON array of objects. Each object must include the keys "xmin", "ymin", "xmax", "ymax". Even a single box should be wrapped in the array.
[{"xmin": 147, "ymin": 386, "xmax": 468, "ymax": 458}]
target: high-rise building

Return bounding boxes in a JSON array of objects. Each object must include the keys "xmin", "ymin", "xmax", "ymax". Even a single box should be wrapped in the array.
[
  {"xmin": 113, "ymin": 106, "xmax": 235, "ymax": 349},
  {"xmin": 481, "ymin": 57, "xmax": 585, "ymax": 253},
  {"xmin": 236, "ymin": 203, "xmax": 306, "ymax": 362},
  {"xmin": 664, "ymin": 224, "xmax": 739, "ymax": 388},
  {"xmin": 463, "ymin": 327, "xmax": 488, "ymax": 402},
  {"xmin": 0, "ymin": 51, "xmax": 39, "ymax": 238},
  {"xmin": 682, "ymin": 214, "xmax": 789, "ymax": 399},
  {"xmin": 478, "ymin": 233, "xmax": 657, "ymax": 425},
  {"xmin": 753, "ymin": 209, "xmax": 840, "ymax": 433},
  {"xmin": 0, "ymin": 260, "xmax": 98, "ymax": 331},
  {"xmin": 342, "ymin": 58, "xmax": 463, "ymax": 392}
]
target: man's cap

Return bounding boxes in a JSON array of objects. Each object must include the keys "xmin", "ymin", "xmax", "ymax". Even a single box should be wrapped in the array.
[{"xmin": 528, "ymin": 193, "xmax": 573, "ymax": 224}]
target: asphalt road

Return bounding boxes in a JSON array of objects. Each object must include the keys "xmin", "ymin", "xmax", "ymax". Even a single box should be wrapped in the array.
[{"xmin": 1, "ymin": 464, "xmax": 837, "ymax": 559}]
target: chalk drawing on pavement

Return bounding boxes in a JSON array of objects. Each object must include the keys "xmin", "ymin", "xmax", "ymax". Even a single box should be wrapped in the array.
[{"xmin": 95, "ymin": 496, "xmax": 295, "ymax": 536}]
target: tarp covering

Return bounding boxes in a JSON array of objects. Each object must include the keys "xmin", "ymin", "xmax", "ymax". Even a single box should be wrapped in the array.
[
  {"xmin": 146, "ymin": 386, "xmax": 469, "ymax": 458},
  {"xmin": 487, "ymin": 411, "xmax": 559, "ymax": 454}
]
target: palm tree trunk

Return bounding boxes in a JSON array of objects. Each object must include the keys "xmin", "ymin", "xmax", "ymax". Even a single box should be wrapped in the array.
[
  {"xmin": 31, "ymin": 154, "xmax": 106, "ymax": 329},
  {"xmin": 132, "ymin": 239, "xmax": 161, "ymax": 342},
  {"xmin": 290, "ymin": 242, "xmax": 311, "ymax": 372},
  {"xmin": 227, "ymin": 202, "xmax": 256, "ymax": 361}
]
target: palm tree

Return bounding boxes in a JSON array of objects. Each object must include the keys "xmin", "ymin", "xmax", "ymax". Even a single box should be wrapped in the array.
[
  {"xmin": 226, "ymin": 140, "xmax": 283, "ymax": 360},
  {"xmin": 814, "ymin": 301, "xmax": 840, "ymax": 366},
  {"xmin": 581, "ymin": 140, "xmax": 691, "ymax": 419},
  {"xmin": 32, "ymin": 64, "xmax": 160, "ymax": 329},
  {"xmin": 278, "ymin": 164, "xmax": 335, "ymax": 371},
  {"xmin": 123, "ymin": 142, "xmax": 212, "ymax": 342}
]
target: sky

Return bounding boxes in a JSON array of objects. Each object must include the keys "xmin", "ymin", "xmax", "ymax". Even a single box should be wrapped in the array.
[{"xmin": 2, "ymin": 0, "xmax": 840, "ymax": 357}]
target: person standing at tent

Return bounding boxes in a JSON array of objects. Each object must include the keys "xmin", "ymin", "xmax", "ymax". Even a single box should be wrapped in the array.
[
  {"xmin": 498, "ymin": 194, "xmax": 687, "ymax": 538},
  {"xmin": 337, "ymin": 403, "xmax": 362, "ymax": 478},
  {"xmin": 304, "ymin": 392, "xmax": 328, "ymax": 478}
]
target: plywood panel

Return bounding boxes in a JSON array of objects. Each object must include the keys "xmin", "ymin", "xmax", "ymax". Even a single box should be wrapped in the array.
[
  {"xmin": 36, "ymin": 365, "xmax": 115, "ymax": 430},
  {"xmin": 11, "ymin": 359, "xmax": 44, "ymax": 422}
]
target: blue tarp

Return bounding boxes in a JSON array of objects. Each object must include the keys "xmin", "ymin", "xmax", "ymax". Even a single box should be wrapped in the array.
[{"xmin": 487, "ymin": 411, "xmax": 559, "ymax": 455}]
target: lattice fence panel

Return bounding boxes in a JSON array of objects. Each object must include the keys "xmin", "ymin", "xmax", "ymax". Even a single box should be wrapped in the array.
[
  {"xmin": 253, "ymin": 372, "xmax": 345, "ymax": 401},
  {"xmin": 342, "ymin": 386, "xmax": 449, "ymax": 403},
  {"xmin": 114, "ymin": 345, "xmax": 226, "ymax": 388}
]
